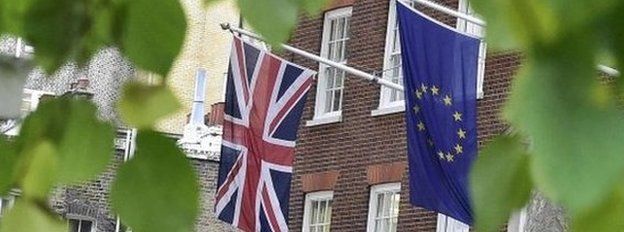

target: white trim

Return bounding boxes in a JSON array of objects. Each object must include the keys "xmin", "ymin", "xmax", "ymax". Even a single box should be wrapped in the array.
[
  {"xmin": 305, "ymin": 114, "xmax": 342, "ymax": 127},
  {"xmin": 378, "ymin": 0, "xmax": 409, "ymax": 111},
  {"xmin": 436, "ymin": 214, "xmax": 469, "ymax": 232},
  {"xmin": 313, "ymin": 7, "xmax": 352, "ymax": 121},
  {"xmin": 67, "ymin": 215, "xmax": 97, "ymax": 232},
  {"xmin": 0, "ymin": 195, "xmax": 16, "ymax": 219},
  {"xmin": 371, "ymin": 104, "xmax": 405, "ymax": 116},
  {"xmin": 456, "ymin": 0, "xmax": 486, "ymax": 99},
  {"xmin": 366, "ymin": 183, "xmax": 401, "ymax": 232},
  {"xmin": 507, "ymin": 208, "xmax": 527, "ymax": 232},
  {"xmin": 302, "ymin": 191, "xmax": 334, "ymax": 232}
]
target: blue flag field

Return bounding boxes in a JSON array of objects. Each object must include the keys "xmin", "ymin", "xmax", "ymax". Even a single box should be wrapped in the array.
[{"xmin": 397, "ymin": 1, "xmax": 480, "ymax": 225}]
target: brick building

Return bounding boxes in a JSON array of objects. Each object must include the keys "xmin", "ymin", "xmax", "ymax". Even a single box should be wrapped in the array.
[{"xmin": 284, "ymin": 0, "xmax": 527, "ymax": 231}]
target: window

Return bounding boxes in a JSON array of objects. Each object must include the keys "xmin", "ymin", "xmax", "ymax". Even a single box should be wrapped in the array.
[
  {"xmin": 302, "ymin": 191, "xmax": 333, "ymax": 232},
  {"xmin": 457, "ymin": 0, "xmax": 487, "ymax": 98},
  {"xmin": 436, "ymin": 214, "xmax": 469, "ymax": 232},
  {"xmin": 507, "ymin": 208, "xmax": 527, "ymax": 232},
  {"xmin": 375, "ymin": 0, "xmax": 486, "ymax": 116},
  {"xmin": 309, "ymin": 7, "xmax": 352, "ymax": 125},
  {"xmin": 0, "ymin": 196, "xmax": 15, "ymax": 219},
  {"xmin": 375, "ymin": 0, "xmax": 416, "ymax": 115},
  {"xmin": 366, "ymin": 183, "xmax": 401, "ymax": 232},
  {"xmin": 68, "ymin": 217, "xmax": 95, "ymax": 232}
]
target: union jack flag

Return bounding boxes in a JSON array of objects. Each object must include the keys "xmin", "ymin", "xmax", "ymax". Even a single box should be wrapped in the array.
[{"xmin": 215, "ymin": 36, "xmax": 315, "ymax": 232}]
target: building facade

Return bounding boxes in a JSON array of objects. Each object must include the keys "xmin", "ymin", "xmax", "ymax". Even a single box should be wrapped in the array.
[
  {"xmin": 285, "ymin": 0, "xmax": 527, "ymax": 231},
  {"xmin": 153, "ymin": 0, "xmax": 240, "ymax": 134},
  {"xmin": 0, "ymin": 0, "xmax": 239, "ymax": 229}
]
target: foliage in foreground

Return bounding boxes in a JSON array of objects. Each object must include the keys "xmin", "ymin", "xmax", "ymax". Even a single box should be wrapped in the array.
[
  {"xmin": 0, "ymin": 0, "xmax": 327, "ymax": 231},
  {"xmin": 2, "ymin": 0, "xmax": 624, "ymax": 231}
]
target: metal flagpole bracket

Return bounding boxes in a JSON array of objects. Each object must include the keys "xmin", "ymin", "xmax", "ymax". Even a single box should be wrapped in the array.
[{"xmin": 219, "ymin": 23, "xmax": 405, "ymax": 91}]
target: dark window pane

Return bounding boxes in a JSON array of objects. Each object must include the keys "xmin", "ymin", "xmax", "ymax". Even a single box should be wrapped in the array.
[
  {"xmin": 80, "ymin": 220, "xmax": 93, "ymax": 232},
  {"xmin": 69, "ymin": 220, "xmax": 80, "ymax": 232}
]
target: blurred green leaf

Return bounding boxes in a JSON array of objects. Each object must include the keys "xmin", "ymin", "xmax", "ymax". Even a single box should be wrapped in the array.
[
  {"xmin": 111, "ymin": 130, "xmax": 199, "ymax": 232},
  {"xmin": 118, "ymin": 82, "xmax": 180, "ymax": 129},
  {"xmin": 505, "ymin": 34, "xmax": 624, "ymax": 213},
  {"xmin": 22, "ymin": 0, "xmax": 90, "ymax": 73},
  {"xmin": 297, "ymin": 0, "xmax": 328, "ymax": 15},
  {"xmin": 237, "ymin": 0, "xmax": 298, "ymax": 47},
  {"xmin": 471, "ymin": 135, "xmax": 532, "ymax": 232},
  {"xmin": 120, "ymin": 0, "xmax": 186, "ymax": 76},
  {"xmin": 0, "ymin": 200, "xmax": 67, "ymax": 232},
  {"xmin": 0, "ymin": 136, "xmax": 18, "ymax": 195},
  {"xmin": 470, "ymin": 0, "xmax": 558, "ymax": 50},
  {"xmin": 16, "ymin": 97, "xmax": 115, "ymax": 185},
  {"xmin": 20, "ymin": 140, "xmax": 58, "ymax": 200},
  {"xmin": 0, "ymin": 0, "xmax": 31, "ymax": 35},
  {"xmin": 56, "ymin": 99, "xmax": 115, "ymax": 184},
  {"xmin": 571, "ymin": 186, "xmax": 624, "ymax": 232}
]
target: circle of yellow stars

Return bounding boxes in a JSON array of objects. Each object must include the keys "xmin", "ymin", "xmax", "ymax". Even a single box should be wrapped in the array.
[{"xmin": 413, "ymin": 83, "xmax": 466, "ymax": 163}]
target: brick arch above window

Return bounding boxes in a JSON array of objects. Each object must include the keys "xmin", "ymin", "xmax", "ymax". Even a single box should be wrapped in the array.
[
  {"xmin": 301, "ymin": 170, "xmax": 341, "ymax": 193},
  {"xmin": 324, "ymin": 0, "xmax": 356, "ymax": 11},
  {"xmin": 366, "ymin": 161, "xmax": 407, "ymax": 186}
]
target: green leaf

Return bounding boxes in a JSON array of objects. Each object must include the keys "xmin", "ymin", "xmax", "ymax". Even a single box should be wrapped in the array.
[
  {"xmin": 297, "ymin": 0, "xmax": 328, "ymax": 15},
  {"xmin": 471, "ymin": 135, "xmax": 532, "ymax": 232},
  {"xmin": 0, "ymin": 0, "xmax": 31, "ymax": 35},
  {"xmin": 22, "ymin": 0, "xmax": 90, "ymax": 73},
  {"xmin": 571, "ymin": 186, "xmax": 624, "ymax": 232},
  {"xmin": 15, "ymin": 97, "xmax": 115, "ymax": 185},
  {"xmin": 470, "ymin": 0, "xmax": 559, "ymax": 50},
  {"xmin": 56, "ymin": 99, "xmax": 115, "ymax": 184},
  {"xmin": 0, "ymin": 136, "xmax": 18, "ymax": 195},
  {"xmin": 118, "ymin": 82, "xmax": 180, "ymax": 129},
  {"xmin": 20, "ymin": 141, "xmax": 58, "ymax": 200},
  {"xmin": 0, "ymin": 200, "xmax": 67, "ymax": 232},
  {"xmin": 111, "ymin": 130, "xmax": 199, "ymax": 232},
  {"xmin": 505, "ymin": 34, "xmax": 624, "ymax": 213},
  {"xmin": 120, "ymin": 0, "xmax": 186, "ymax": 76},
  {"xmin": 237, "ymin": 0, "xmax": 299, "ymax": 47}
]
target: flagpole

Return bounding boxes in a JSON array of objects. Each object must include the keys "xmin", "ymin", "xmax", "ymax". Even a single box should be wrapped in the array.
[
  {"xmin": 220, "ymin": 23, "xmax": 405, "ymax": 92},
  {"xmin": 408, "ymin": 0, "xmax": 485, "ymax": 26}
]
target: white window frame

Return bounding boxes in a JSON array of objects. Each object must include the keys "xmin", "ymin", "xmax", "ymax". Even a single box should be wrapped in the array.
[
  {"xmin": 373, "ymin": 0, "xmax": 416, "ymax": 116},
  {"xmin": 366, "ymin": 183, "xmax": 401, "ymax": 232},
  {"xmin": 307, "ymin": 7, "xmax": 352, "ymax": 126},
  {"xmin": 436, "ymin": 213, "xmax": 470, "ymax": 232},
  {"xmin": 302, "ymin": 191, "xmax": 334, "ymax": 232},
  {"xmin": 67, "ymin": 214, "xmax": 96, "ymax": 232},
  {"xmin": 0, "ymin": 195, "xmax": 16, "ymax": 219},
  {"xmin": 457, "ymin": 0, "xmax": 486, "ymax": 99}
]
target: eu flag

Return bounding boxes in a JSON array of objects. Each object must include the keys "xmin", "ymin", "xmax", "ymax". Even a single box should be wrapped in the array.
[{"xmin": 397, "ymin": 1, "xmax": 480, "ymax": 225}]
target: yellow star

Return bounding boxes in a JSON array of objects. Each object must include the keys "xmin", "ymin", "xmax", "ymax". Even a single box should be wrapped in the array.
[
  {"xmin": 453, "ymin": 111, "xmax": 462, "ymax": 122},
  {"xmin": 430, "ymin": 85, "xmax": 439, "ymax": 95},
  {"xmin": 415, "ymin": 90, "xmax": 423, "ymax": 99},
  {"xmin": 417, "ymin": 121, "xmax": 426, "ymax": 131},
  {"xmin": 413, "ymin": 105, "xmax": 420, "ymax": 113},
  {"xmin": 454, "ymin": 144, "xmax": 463, "ymax": 154},
  {"xmin": 443, "ymin": 95, "xmax": 452, "ymax": 106},
  {"xmin": 446, "ymin": 153, "xmax": 454, "ymax": 162},
  {"xmin": 421, "ymin": 84, "xmax": 428, "ymax": 93},
  {"xmin": 437, "ymin": 151, "xmax": 445, "ymax": 159},
  {"xmin": 457, "ymin": 128, "xmax": 466, "ymax": 139}
]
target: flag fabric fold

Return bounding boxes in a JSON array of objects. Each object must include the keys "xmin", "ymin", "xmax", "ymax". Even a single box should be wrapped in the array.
[
  {"xmin": 397, "ymin": 1, "xmax": 480, "ymax": 225},
  {"xmin": 215, "ymin": 35, "xmax": 316, "ymax": 232}
]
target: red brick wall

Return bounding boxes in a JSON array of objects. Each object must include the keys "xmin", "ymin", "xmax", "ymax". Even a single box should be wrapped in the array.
[{"xmin": 287, "ymin": 0, "xmax": 521, "ymax": 231}]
